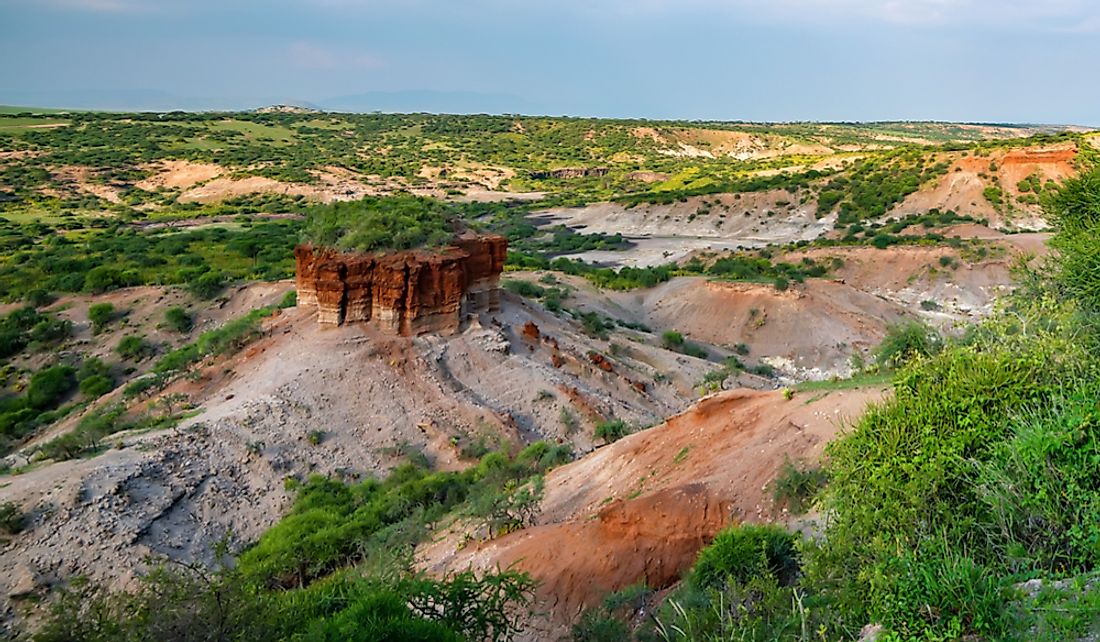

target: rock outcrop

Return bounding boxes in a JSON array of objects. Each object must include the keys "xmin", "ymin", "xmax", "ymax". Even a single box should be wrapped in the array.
[
  {"xmin": 527, "ymin": 167, "xmax": 609, "ymax": 180},
  {"xmin": 294, "ymin": 233, "xmax": 507, "ymax": 335}
]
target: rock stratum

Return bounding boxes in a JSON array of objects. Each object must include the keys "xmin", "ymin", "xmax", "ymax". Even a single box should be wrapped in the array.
[{"xmin": 295, "ymin": 233, "xmax": 507, "ymax": 335}]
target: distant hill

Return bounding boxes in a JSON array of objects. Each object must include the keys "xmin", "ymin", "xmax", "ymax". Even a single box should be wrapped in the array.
[
  {"xmin": 0, "ymin": 90, "xmax": 321, "ymax": 113},
  {"xmin": 319, "ymin": 89, "xmax": 536, "ymax": 114}
]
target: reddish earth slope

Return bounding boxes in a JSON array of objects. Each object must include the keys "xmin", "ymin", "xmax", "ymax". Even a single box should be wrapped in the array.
[
  {"xmin": 419, "ymin": 386, "xmax": 883, "ymax": 635},
  {"xmin": 892, "ymin": 143, "xmax": 1078, "ymax": 228}
]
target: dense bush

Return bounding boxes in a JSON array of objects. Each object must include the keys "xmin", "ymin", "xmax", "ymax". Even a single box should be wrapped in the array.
[
  {"xmin": 163, "ymin": 306, "xmax": 193, "ymax": 333},
  {"xmin": 0, "ymin": 220, "xmax": 299, "ymax": 302},
  {"xmin": 873, "ymin": 320, "xmax": 943, "ymax": 369},
  {"xmin": 594, "ymin": 419, "xmax": 631, "ymax": 444},
  {"xmin": 116, "ymin": 335, "xmax": 156, "ymax": 361},
  {"xmin": 1046, "ymin": 167, "xmax": 1100, "ymax": 312},
  {"xmin": 33, "ymin": 558, "xmax": 532, "ymax": 642},
  {"xmin": 302, "ymin": 195, "xmax": 457, "ymax": 252},
  {"xmin": 87, "ymin": 302, "xmax": 115, "ymax": 333},
  {"xmin": 770, "ymin": 457, "xmax": 827, "ymax": 515},
  {"xmin": 692, "ymin": 524, "xmax": 800, "ymax": 590},
  {"xmin": 0, "ymin": 307, "xmax": 71, "ymax": 359},
  {"xmin": 26, "ymin": 365, "xmax": 76, "ymax": 410},
  {"xmin": 0, "ymin": 501, "xmax": 25, "ymax": 535}
]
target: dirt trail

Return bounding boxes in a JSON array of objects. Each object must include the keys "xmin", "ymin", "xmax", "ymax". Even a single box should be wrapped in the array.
[{"xmin": 419, "ymin": 386, "xmax": 884, "ymax": 635}]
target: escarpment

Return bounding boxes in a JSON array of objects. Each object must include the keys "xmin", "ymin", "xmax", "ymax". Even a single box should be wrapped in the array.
[{"xmin": 294, "ymin": 233, "xmax": 507, "ymax": 335}]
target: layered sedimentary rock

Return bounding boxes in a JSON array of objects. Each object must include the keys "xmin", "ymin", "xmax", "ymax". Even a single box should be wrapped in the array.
[{"xmin": 294, "ymin": 233, "xmax": 507, "ymax": 336}]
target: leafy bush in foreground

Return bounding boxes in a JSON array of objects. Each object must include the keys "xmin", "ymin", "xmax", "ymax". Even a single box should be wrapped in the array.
[{"xmin": 584, "ymin": 163, "xmax": 1100, "ymax": 642}]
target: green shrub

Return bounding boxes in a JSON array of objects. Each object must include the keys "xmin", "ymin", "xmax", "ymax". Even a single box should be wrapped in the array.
[
  {"xmin": 163, "ymin": 306, "xmax": 193, "ymax": 333},
  {"xmin": 1046, "ymin": 168, "xmax": 1100, "ymax": 312},
  {"xmin": 692, "ymin": 524, "xmax": 800, "ymax": 590},
  {"xmin": 571, "ymin": 610, "xmax": 630, "ymax": 642},
  {"xmin": 87, "ymin": 302, "xmax": 115, "ymax": 333},
  {"xmin": 806, "ymin": 300, "xmax": 1094, "ymax": 637},
  {"xmin": 560, "ymin": 407, "xmax": 579, "ymax": 433},
  {"xmin": 984, "ymin": 185, "xmax": 1005, "ymax": 207},
  {"xmin": 26, "ymin": 365, "xmax": 76, "ymax": 410},
  {"xmin": 29, "ymin": 316, "xmax": 73, "ymax": 346},
  {"xmin": 577, "ymin": 311, "xmax": 613, "ymax": 339},
  {"xmin": 123, "ymin": 373, "xmax": 167, "ymax": 398},
  {"xmin": 594, "ymin": 419, "xmax": 630, "ymax": 444},
  {"xmin": 770, "ymin": 458, "xmax": 827, "ymax": 514},
  {"xmin": 502, "ymin": 279, "xmax": 546, "ymax": 298},
  {"xmin": 0, "ymin": 501, "xmax": 25, "ymax": 535},
  {"xmin": 681, "ymin": 342, "xmax": 708, "ymax": 359},
  {"xmin": 76, "ymin": 358, "xmax": 114, "ymax": 399},
  {"xmin": 302, "ymin": 195, "xmax": 456, "ymax": 252},
  {"xmin": 187, "ymin": 271, "xmax": 225, "ymax": 299},
  {"xmin": 882, "ymin": 543, "xmax": 1010, "ymax": 640},
  {"xmin": 25, "ymin": 289, "xmax": 56, "ymax": 308},
  {"xmin": 116, "ymin": 335, "xmax": 156, "ymax": 361},
  {"xmin": 78, "ymin": 374, "xmax": 114, "ymax": 399},
  {"xmin": 975, "ymin": 394, "xmax": 1100, "ymax": 574},
  {"xmin": 571, "ymin": 585, "xmax": 651, "ymax": 642},
  {"xmin": 38, "ymin": 404, "xmax": 127, "ymax": 460},
  {"xmin": 873, "ymin": 320, "xmax": 942, "ymax": 369}
]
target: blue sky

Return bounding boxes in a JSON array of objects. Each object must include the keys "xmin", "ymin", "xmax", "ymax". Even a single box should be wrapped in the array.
[{"xmin": 2, "ymin": 0, "xmax": 1098, "ymax": 123}]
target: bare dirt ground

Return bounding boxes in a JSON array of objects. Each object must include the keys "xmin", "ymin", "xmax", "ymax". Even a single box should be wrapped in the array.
[
  {"xmin": 782, "ymin": 241, "xmax": 1024, "ymax": 324},
  {"xmin": 536, "ymin": 192, "xmax": 832, "ymax": 267},
  {"xmin": 418, "ymin": 386, "xmax": 885, "ymax": 638},
  {"xmin": 135, "ymin": 160, "xmax": 223, "ymax": 191}
]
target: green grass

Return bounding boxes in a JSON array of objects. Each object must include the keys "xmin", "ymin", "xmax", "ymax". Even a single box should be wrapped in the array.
[
  {"xmin": 0, "ymin": 116, "xmax": 70, "ymax": 130},
  {"xmin": 206, "ymin": 119, "xmax": 296, "ymax": 144},
  {"xmin": 793, "ymin": 370, "xmax": 892, "ymax": 392}
]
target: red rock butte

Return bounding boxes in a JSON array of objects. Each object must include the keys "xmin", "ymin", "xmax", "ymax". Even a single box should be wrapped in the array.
[{"xmin": 294, "ymin": 233, "xmax": 508, "ymax": 336}]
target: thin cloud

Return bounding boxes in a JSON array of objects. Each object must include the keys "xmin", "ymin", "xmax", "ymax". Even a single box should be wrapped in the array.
[
  {"xmin": 288, "ymin": 41, "xmax": 384, "ymax": 71},
  {"xmin": 530, "ymin": 0, "xmax": 1100, "ymax": 29},
  {"xmin": 47, "ymin": 0, "xmax": 134, "ymax": 10}
]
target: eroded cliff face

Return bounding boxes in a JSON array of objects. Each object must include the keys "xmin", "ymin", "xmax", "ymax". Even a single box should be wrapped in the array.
[{"xmin": 295, "ymin": 233, "xmax": 507, "ymax": 335}]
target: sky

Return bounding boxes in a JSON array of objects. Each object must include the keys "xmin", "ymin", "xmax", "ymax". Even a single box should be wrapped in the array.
[{"xmin": 1, "ymin": 0, "xmax": 1098, "ymax": 123}]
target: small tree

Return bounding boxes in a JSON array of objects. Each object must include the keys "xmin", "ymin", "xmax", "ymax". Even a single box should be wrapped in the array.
[
  {"xmin": 163, "ymin": 307, "xmax": 193, "ymax": 333},
  {"xmin": 117, "ymin": 335, "xmax": 156, "ymax": 361},
  {"xmin": 88, "ymin": 303, "xmax": 115, "ymax": 334},
  {"xmin": 27, "ymin": 365, "xmax": 77, "ymax": 410}
]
